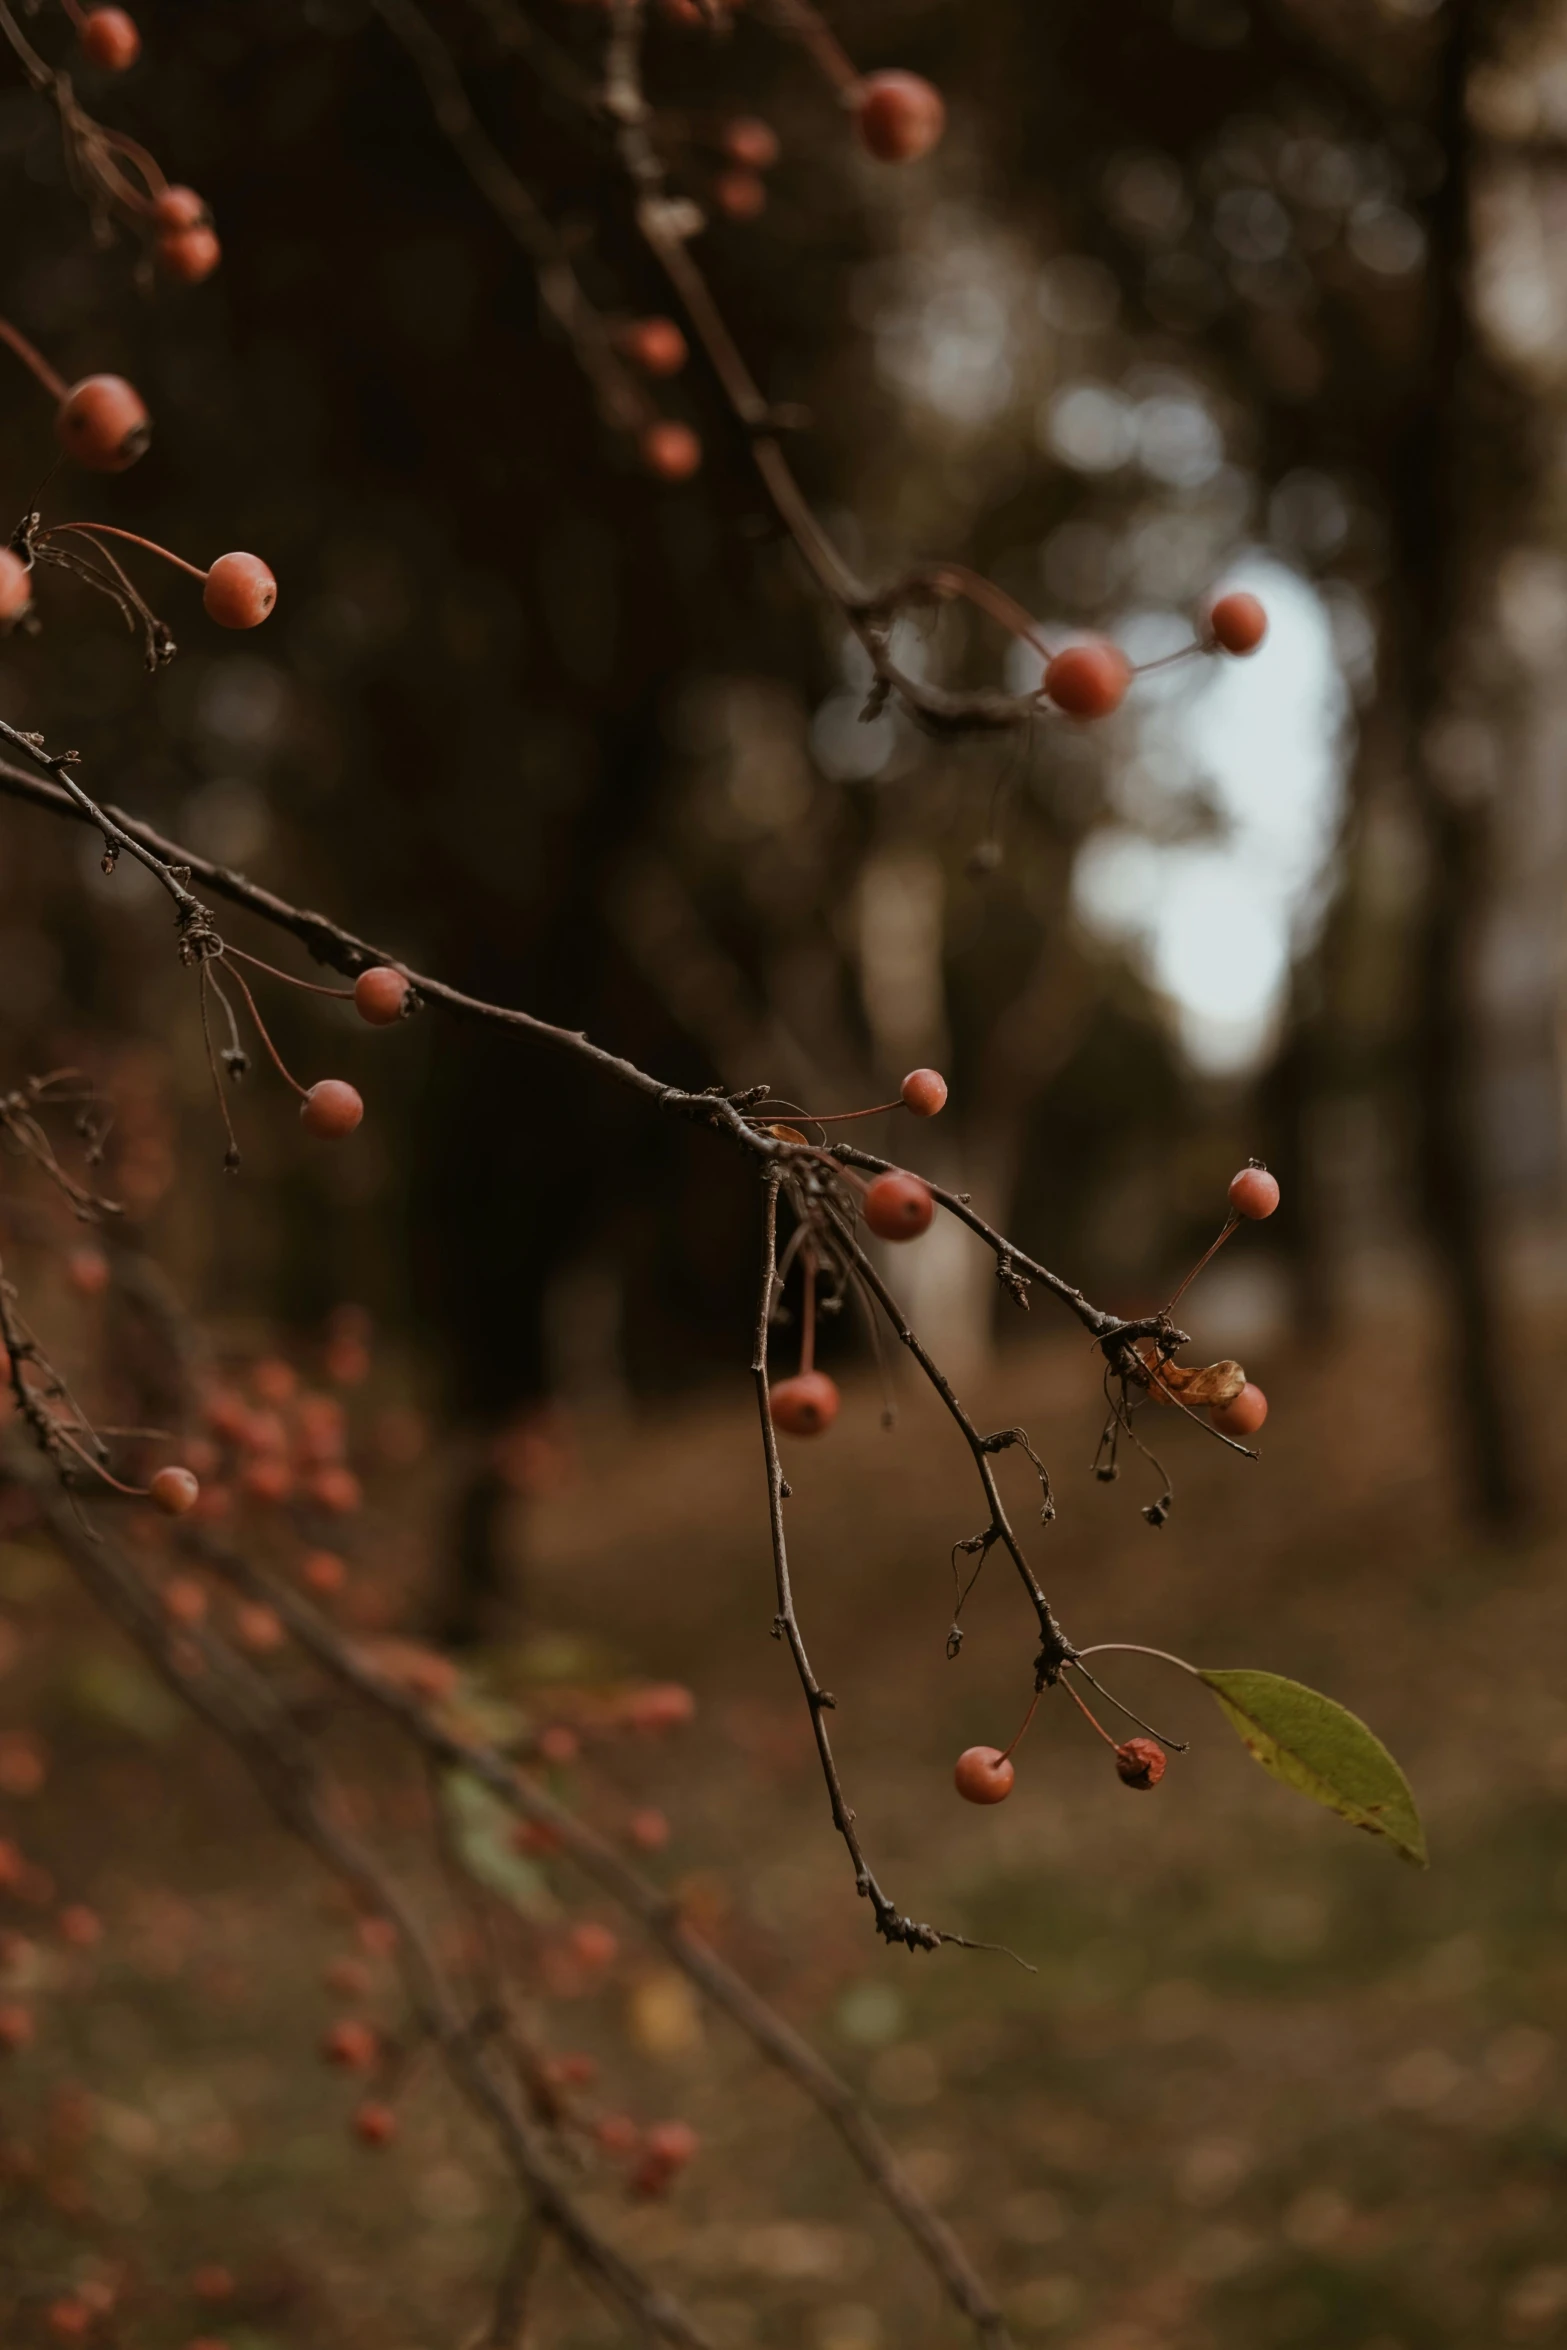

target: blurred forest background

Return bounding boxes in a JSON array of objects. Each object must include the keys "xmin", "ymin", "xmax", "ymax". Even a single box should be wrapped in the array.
[{"xmin": 5, "ymin": 0, "xmax": 1567, "ymax": 2344}]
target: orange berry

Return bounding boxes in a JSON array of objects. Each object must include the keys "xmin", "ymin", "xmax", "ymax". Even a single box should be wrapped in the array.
[
  {"xmin": 645, "ymin": 2119, "xmax": 698, "ymax": 2167},
  {"xmin": 252, "ymin": 1358, "xmax": 297, "ymax": 1405},
  {"xmin": 158, "ymin": 226, "xmax": 221, "ymax": 284},
  {"xmin": 622, "ymin": 1683, "xmax": 695, "ymax": 1733},
  {"xmin": 299, "ymin": 1080, "xmax": 363, "ymax": 1140},
  {"xmin": 352, "ymin": 2099, "xmax": 396, "ymax": 2146},
  {"xmin": 768, "ymin": 1370, "xmax": 839, "ymax": 1437},
  {"xmin": 900, "ymin": 1067, "xmax": 947, "ymax": 1117},
  {"xmin": 1115, "ymin": 1737, "xmax": 1167, "ymax": 1790},
  {"xmin": 619, "ymin": 317, "xmax": 688, "ymax": 376},
  {"xmin": 153, "ymin": 186, "xmax": 207, "ymax": 231},
  {"xmin": 1228, "ymin": 1164, "xmax": 1279, "ymax": 1220},
  {"xmin": 953, "ymin": 1745, "xmax": 1014, "ymax": 1804},
  {"xmin": 353, "ymin": 967, "xmax": 408, "ymax": 1026},
  {"xmin": 66, "ymin": 1247, "xmax": 109, "ymax": 1297},
  {"xmin": 1044, "ymin": 639, "xmax": 1131, "ymax": 719},
  {"xmin": 79, "ymin": 7, "xmax": 139, "ymax": 69},
  {"xmin": 302, "ymin": 1549, "xmax": 347, "ymax": 1595},
  {"xmin": 55, "ymin": 374, "xmax": 150, "ymax": 471},
  {"xmin": 863, "ymin": 1170, "xmax": 934, "ymax": 1241},
  {"xmin": 721, "ymin": 116, "xmax": 779, "ymax": 169},
  {"xmin": 1209, "ymin": 590, "xmax": 1267, "ymax": 656},
  {"xmin": 1211, "ymin": 1381, "xmax": 1267, "ymax": 1438},
  {"xmin": 46, "ymin": 2299, "xmax": 91, "ymax": 2341},
  {"xmin": 308, "ymin": 1465, "xmax": 362, "ymax": 1514},
  {"xmin": 160, "ymin": 1576, "xmax": 208, "ymax": 1626},
  {"xmin": 641, "ymin": 420, "xmax": 702, "ymax": 480},
  {"xmin": 713, "ymin": 169, "xmax": 766, "ymax": 219},
  {"xmin": 202, "ymin": 552, "xmax": 275, "ymax": 630},
  {"xmin": 322, "ymin": 2017, "xmax": 378, "ymax": 2069},
  {"xmin": 240, "ymin": 1456, "xmax": 293, "ymax": 1506},
  {"xmin": 0, "ymin": 548, "xmax": 31, "ymax": 620},
  {"xmin": 627, "ymin": 1806, "xmax": 669, "ymax": 1850},
  {"xmin": 568, "ymin": 1921, "xmax": 617, "ymax": 1970},
  {"xmin": 234, "ymin": 1602, "xmax": 284, "ymax": 1654},
  {"xmin": 0, "ymin": 2002, "xmax": 34, "ymax": 2051},
  {"xmin": 150, "ymin": 1465, "xmax": 200, "ymax": 1517},
  {"xmin": 855, "ymin": 70, "xmax": 945, "ymax": 163}
]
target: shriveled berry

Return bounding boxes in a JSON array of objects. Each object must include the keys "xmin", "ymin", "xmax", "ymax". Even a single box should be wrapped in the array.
[
  {"xmin": 203, "ymin": 552, "xmax": 275, "ymax": 629},
  {"xmin": 900, "ymin": 1067, "xmax": 947, "ymax": 1118},
  {"xmin": 56, "ymin": 374, "xmax": 150, "ymax": 471},
  {"xmin": 769, "ymin": 1370, "xmax": 839, "ymax": 1436},
  {"xmin": 863, "ymin": 1170, "xmax": 934, "ymax": 1241},
  {"xmin": 1211, "ymin": 1381, "xmax": 1267, "ymax": 1438},
  {"xmin": 641, "ymin": 420, "xmax": 702, "ymax": 480},
  {"xmin": 80, "ymin": 7, "xmax": 139, "ymax": 69},
  {"xmin": 150, "ymin": 1465, "xmax": 200, "ymax": 1516},
  {"xmin": 1228, "ymin": 1164, "xmax": 1279, "ymax": 1220},
  {"xmin": 954, "ymin": 1745, "xmax": 1014, "ymax": 1804},
  {"xmin": 353, "ymin": 2099, "xmax": 396, "ymax": 2146},
  {"xmin": 0, "ymin": 549, "xmax": 31, "ymax": 621},
  {"xmin": 721, "ymin": 117, "xmax": 780, "ymax": 169},
  {"xmin": 855, "ymin": 70, "xmax": 946, "ymax": 163},
  {"xmin": 300, "ymin": 1080, "xmax": 363, "ymax": 1140},
  {"xmin": 353, "ymin": 966, "xmax": 408, "ymax": 1025},
  {"xmin": 1044, "ymin": 639, "xmax": 1131, "ymax": 720},
  {"xmin": 1115, "ymin": 1737, "xmax": 1166, "ymax": 1790},
  {"xmin": 158, "ymin": 226, "xmax": 221, "ymax": 283},
  {"xmin": 620, "ymin": 317, "xmax": 688, "ymax": 376},
  {"xmin": 714, "ymin": 169, "xmax": 766, "ymax": 220},
  {"xmin": 1209, "ymin": 591, "xmax": 1267, "ymax": 656},
  {"xmin": 153, "ymin": 185, "xmax": 207, "ymax": 231}
]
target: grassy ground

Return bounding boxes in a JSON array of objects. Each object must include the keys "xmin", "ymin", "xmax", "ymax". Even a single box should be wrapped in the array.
[{"xmin": 4, "ymin": 1297, "xmax": 1567, "ymax": 2349}]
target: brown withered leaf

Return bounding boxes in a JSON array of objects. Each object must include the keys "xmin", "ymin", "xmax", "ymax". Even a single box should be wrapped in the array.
[
  {"xmin": 1146, "ymin": 1356, "xmax": 1246, "ymax": 1408},
  {"xmin": 767, "ymin": 1123, "xmax": 809, "ymax": 1145}
]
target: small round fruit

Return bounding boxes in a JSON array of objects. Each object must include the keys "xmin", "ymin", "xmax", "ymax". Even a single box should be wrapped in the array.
[
  {"xmin": 641, "ymin": 420, "xmax": 702, "ymax": 481},
  {"xmin": 1115, "ymin": 1737, "xmax": 1166, "ymax": 1790},
  {"xmin": 67, "ymin": 1246, "xmax": 109, "ymax": 1296},
  {"xmin": 1228, "ymin": 1164, "xmax": 1279, "ymax": 1220},
  {"xmin": 0, "ymin": 2002, "xmax": 35, "ymax": 2051},
  {"xmin": 80, "ymin": 7, "xmax": 139, "ymax": 69},
  {"xmin": 1209, "ymin": 591, "xmax": 1267, "ymax": 656},
  {"xmin": 721, "ymin": 116, "xmax": 780, "ymax": 169},
  {"xmin": 863, "ymin": 1170, "xmax": 934, "ymax": 1241},
  {"xmin": 1211, "ymin": 1381, "xmax": 1267, "ymax": 1438},
  {"xmin": 714, "ymin": 168, "xmax": 766, "ymax": 219},
  {"xmin": 0, "ymin": 549, "xmax": 31, "ymax": 622},
  {"xmin": 855, "ymin": 70, "xmax": 946, "ymax": 163},
  {"xmin": 620, "ymin": 316, "xmax": 687, "ymax": 376},
  {"xmin": 900, "ymin": 1067, "xmax": 947, "ymax": 1118},
  {"xmin": 323, "ymin": 2018, "xmax": 378, "ymax": 2069},
  {"xmin": 353, "ymin": 966, "xmax": 409, "ymax": 1026},
  {"xmin": 353, "ymin": 2099, "xmax": 397, "ymax": 2147},
  {"xmin": 569, "ymin": 1921, "xmax": 617, "ymax": 1969},
  {"xmin": 150, "ymin": 1465, "xmax": 200, "ymax": 1516},
  {"xmin": 203, "ymin": 552, "xmax": 275, "ymax": 629},
  {"xmin": 56, "ymin": 374, "xmax": 151, "ymax": 471},
  {"xmin": 161, "ymin": 1576, "xmax": 208, "ymax": 1626},
  {"xmin": 158, "ymin": 225, "xmax": 222, "ymax": 283},
  {"xmin": 644, "ymin": 2119, "xmax": 698, "ymax": 2168},
  {"xmin": 1044, "ymin": 639, "xmax": 1131, "ymax": 720},
  {"xmin": 954, "ymin": 1745, "xmax": 1014, "ymax": 1805},
  {"xmin": 153, "ymin": 185, "xmax": 207, "ymax": 231},
  {"xmin": 300, "ymin": 1080, "xmax": 364, "ymax": 1140},
  {"xmin": 769, "ymin": 1370, "xmax": 839, "ymax": 1436}
]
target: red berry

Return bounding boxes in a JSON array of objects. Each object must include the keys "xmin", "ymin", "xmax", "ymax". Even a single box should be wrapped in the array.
[
  {"xmin": 300, "ymin": 1080, "xmax": 363, "ymax": 1140},
  {"xmin": 158, "ymin": 226, "xmax": 222, "ymax": 283},
  {"xmin": 241, "ymin": 1456, "xmax": 293, "ymax": 1505},
  {"xmin": 302, "ymin": 1549, "xmax": 347, "ymax": 1595},
  {"xmin": 191, "ymin": 2266, "xmax": 234, "ymax": 2303},
  {"xmin": 714, "ymin": 169, "xmax": 767, "ymax": 220},
  {"xmin": 55, "ymin": 374, "xmax": 151, "ymax": 472},
  {"xmin": 67, "ymin": 1247, "xmax": 109, "ymax": 1297},
  {"xmin": 322, "ymin": 2018, "xmax": 378, "ymax": 2069},
  {"xmin": 79, "ymin": 7, "xmax": 139, "ymax": 69},
  {"xmin": 234, "ymin": 1602, "xmax": 284, "ymax": 1654},
  {"xmin": 1211, "ymin": 1381, "xmax": 1267, "ymax": 1438},
  {"xmin": 203, "ymin": 552, "xmax": 275, "ymax": 630},
  {"xmin": 568, "ymin": 1921, "xmax": 617, "ymax": 1969},
  {"xmin": 644, "ymin": 2119, "xmax": 698, "ymax": 2168},
  {"xmin": 1209, "ymin": 591, "xmax": 1267, "ymax": 656},
  {"xmin": 863, "ymin": 1170, "xmax": 934, "ymax": 1242},
  {"xmin": 1115, "ymin": 1737, "xmax": 1166, "ymax": 1790},
  {"xmin": 855, "ymin": 70, "xmax": 946, "ymax": 163},
  {"xmin": 1044, "ymin": 640, "xmax": 1131, "ymax": 720},
  {"xmin": 953, "ymin": 1745, "xmax": 1015, "ymax": 1804},
  {"xmin": 769, "ymin": 1370, "xmax": 839, "ymax": 1437},
  {"xmin": 309, "ymin": 1465, "xmax": 362, "ymax": 1514},
  {"xmin": 153, "ymin": 185, "xmax": 207, "ymax": 231},
  {"xmin": 641, "ymin": 420, "xmax": 702, "ymax": 480},
  {"xmin": 721, "ymin": 117, "xmax": 780, "ymax": 169},
  {"xmin": 627, "ymin": 1806, "xmax": 669, "ymax": 1851},
  {"xmin": 1228, "ymin": 1164, "xmax": 1280, "ymax": 1220},
  {"xmin": 353, "ymin": 2099, "xmax": 396, "ymax": 2147},
  {"xmin": 900, "ymin": 1067, "xmax": 947, "ymax": 1118},
  {"xmin": 621, "ymin": 1683, "xmax": 695, "ymax": 1733},
  {"xmin": 353, "ymin": 966, "xmax": 408, "ymax": 1026},
  {"xmin": 0, "ymin": 2002, "xmax": 34, "ymax": 2050},
  {"xmin": 597, "ymin": 2112, "xmax": 639, "ymax": 2154},
  {"xmin": 620, "ymin": 317, "xmax": 688, "ymax": 376},
  {"xmin": 59, "ymin": 1904, "xmax": 102, "ymax": 1947},
  {"xmin": 150, "ymin": 1465, "xmax": 200, "ymax": 1517},
  {"xmin": 253, "ymin": 1359, "xmax": 297, "ymax": 1406},
  {"xmin": 538, "ymin": 1723, "xmax": 579, "ymax": 1765},
  {"xmin": 0, "ymin": 548, "xmax": 31, "ymax": 621},
  {"xmin": 46, "ymin": 2300, "xmax": 91, "ymax": 2341},
  {"xmin": 161, "ymin": 1576, "xmax": 208, "ymax": 1626}
]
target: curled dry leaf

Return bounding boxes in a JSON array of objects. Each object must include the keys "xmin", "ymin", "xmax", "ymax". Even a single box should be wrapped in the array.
[{"xmin": 1145, "ymin": 1355, "xmax": 1247, "ymax": 1408}]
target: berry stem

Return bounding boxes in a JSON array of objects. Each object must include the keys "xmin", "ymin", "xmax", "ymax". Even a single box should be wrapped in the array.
[
  {"xmin": 221, "ymin": 944, "xmax": 356, "ymax": 1001},
  {"xmin": 763, "ymin": 0, "xmax": 860, "ymax": 96},
  {"xmin": 795, "ymin": 1099, "xmax": 903, "ymax": 1123},
  {"xmin": 798, "ymin": 1244, "xmax": 817, "ymax": 1378},
  {"xmin": 1065, "ymin": 1658, "xmax": 1191, "ymax": 1752},
  {"xmin": 997, "ymin": 1681, "xmax": 1043, "ymax": 1765},
  {"xmin": 45, "ymin": 521, "xmax": 209, "ymax": 584},
  {"xmin": 0, "ymin": 314, "xmax": 66, "ymax": 402},
  {"xmin": 220, "ymin": 958, "xmax": 310, "ymax": 1098},
  {"xmin": 1165, "ymin": 1210, "xmax": 1240, "ymax": 1313},
  {"xmin": 1073, "ymin": 1642, "xmax": 1199, "ymax": 1675},
  {"xmin": 1061, "ymin": 1673, "xmax": 1119, "ymax": 1751}
]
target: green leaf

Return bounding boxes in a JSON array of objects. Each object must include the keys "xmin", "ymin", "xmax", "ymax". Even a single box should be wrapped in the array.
[
  {"xmin": 438, "ymin": 1770, "xmax": 559, "ymax": 1920},
  {"xmin": 1199, "ymin": 1668, "xmax": 1427, "ymax": 1867}
]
